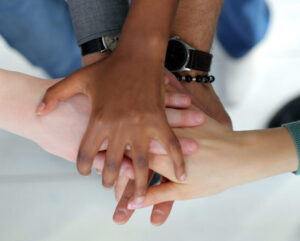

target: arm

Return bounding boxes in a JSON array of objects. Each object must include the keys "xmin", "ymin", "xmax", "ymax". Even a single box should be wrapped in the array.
[
  {"xmin": 125, "ymin": 117, "xmax": 299, "ymax": 208},
  {"xmin": 0, "ymin": 69, "xmax": 203, "ymax": 162},
  {"xmin": 168, "ymin": 0, "xmax": 232, "ymax": 127},
  {"xmin": 37, "ymin": 0, "xmax": 183, "ymax": 207}
]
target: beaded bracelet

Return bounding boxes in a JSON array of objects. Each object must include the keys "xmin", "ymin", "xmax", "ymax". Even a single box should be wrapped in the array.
[{"xmin": 174, "ymin": 73, "xmax": 215, "ymax": 83}]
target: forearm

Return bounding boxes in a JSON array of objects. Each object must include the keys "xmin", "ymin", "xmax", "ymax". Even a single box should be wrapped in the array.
[
  {"xmin": 235, "ymin": 127, "xmax": 298, "ymax": 185},
  {"xmin": 167, "ymin": 0, "xmax": 231, "ymax": 127},
  {"xmin": 0, "ymin": 69, "xmax": 50, "ymax": 139},
  {"xmin": 116, "ymin": 0, "xmax": 179, "ymax": 61},
  {"xmin": 172, "ymin": 0, "xmax": 223, "ymax": 53}
]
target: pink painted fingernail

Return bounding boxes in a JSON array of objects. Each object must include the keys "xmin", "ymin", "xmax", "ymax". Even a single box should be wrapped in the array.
[
  {"xmin": 186, "ymin": 141, "xmax": 198, "ymax": 153},
  {"xmin": 195, "ymin": 112, "xmax": 203, "ymax": 123},
  {"xmin": 152, "ymin": 209, "xmax": 165, "ymax": 225},
  {"xmin": 115, "ymin": 208, "xmax": 128, "ymax": 220},
  {"xmin": 127, "ymin": 202, "xmax": 143, "ymax": 210},
  {"xmin": 36, "ymin": 102, "xmax": 45, "ymax": 115},
  {"xmin": 115, "ymin": 193, "xmax": 121, "ymax": 202},
  {"xmin": 127, "ymin": 196, "xmax": 145, "ymax": 210},
  {"xmin": 180, "ymin": 96, "xmax": 190, "ymax": 105},
  {"xmin": 179, "ymin": 174, "xmax": 186, "ymax": 182}
]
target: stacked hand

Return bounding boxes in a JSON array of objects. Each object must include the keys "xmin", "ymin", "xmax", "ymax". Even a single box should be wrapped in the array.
[
  {"xmin": 35, "ymin": 46, "xmax": 232, "ymax": 225},
  {"xmin": 36, "ymin": 51, "xmax": 190, "ymax": 207}
]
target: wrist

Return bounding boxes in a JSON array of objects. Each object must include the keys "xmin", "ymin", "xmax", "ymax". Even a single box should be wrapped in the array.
[
  {"xmin": 115, "ymin": 34, "xmax": 167, "ymax": 63},
  {"xmin": 240, "ymin": 128, "xmax": 298, "ymax": 182}
]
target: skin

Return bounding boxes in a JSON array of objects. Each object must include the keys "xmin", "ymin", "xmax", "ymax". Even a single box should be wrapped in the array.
[
  {"xmin": 171, "ymin": 0, "xmax": 231, "ymax": 128},
  {"xmin": 114, "ymin": 0, "xmax": 231, "ymax": 226},
  {"xmin": 110, "ymin": 115, "xmax": 298, "ymax": 211},
  {"xmin": 36, "ymin": 0, "xmax": 183, "ymax": 208},
  {"xmin": 2, "ymin": 69, "xmax": 295, "ymax": 226},
  {"xmin": 0, "ymin": 68, "xmax": 204, "ymax": 176}
]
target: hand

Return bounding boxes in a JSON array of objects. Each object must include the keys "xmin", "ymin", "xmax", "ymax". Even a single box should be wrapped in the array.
[
  {"xmin": 165, "ymin": 70, "xmax": 232, "ymax": 129},
  {"xmin": 36, "ymin": 51, "xmax": 187, "ymax": 205},
  {"xmin": 123, "ymin": 116, "xmax": 297, "ymax": 208},
  {"xmin": 115, "ymin": 71, "xmax": 232, "ymax": 225},
  {"xmin": 36, "ymin": 80, "xmax": 204, "ymax": 164}
]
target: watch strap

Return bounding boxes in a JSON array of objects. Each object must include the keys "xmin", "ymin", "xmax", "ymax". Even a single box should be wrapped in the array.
[
  {"xmin": 81, "ymin": 38, "xmax": 106, "ymax": 56},
  {"xmin": 186, "ymin": 50, "xmax": 213, "ymax": 72}
]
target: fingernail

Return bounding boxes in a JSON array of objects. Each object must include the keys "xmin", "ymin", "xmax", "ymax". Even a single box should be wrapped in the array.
[
  {"xmin": 180, "ymin": 97, "xmax": 189, "ymax": 105},
  {"xmin": 152, "ymin": 209, "xmax": 165, "ymax": 225},
  {"xmin": 103, "ymin": 185, "xmax": 113, "ymax": 191},
  {"xmin": 186, "ymin": 142, "xmax": 197, "ymax": 153},
  {"xmin": 36, "ymin": 102, "xmax": 45, "ymax": 115},
  {"xmin": 135, "ymin": 196, "xmax": 145, "ymax": 205},
  {"xmin": 179, "ymin": 174, "xmax": 186, "ymax": 182},
  {"xmin": 115, "ymin": 193, "xmax": 121, "ymax": 202},
  {"xmin": 115, "ymin": 208, "xmax": 128, "ymax": 220},
  {"xmin": 127, "ymin": 196, "xmax": 145, "ymax": 210},
  {"xmin": 127, "ymin": 202, "xmax": 143, "ymax": 210},
  {"xmin": 195, "ymin": 112, "xmax": 203, "ymax": 123}
]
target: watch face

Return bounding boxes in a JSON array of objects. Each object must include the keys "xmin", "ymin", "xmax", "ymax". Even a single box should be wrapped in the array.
[
  {"xmin": 165, "ymin": 39, "xmax": 188, "ymax": 71},
  {"xmin": 103, "ymin": 35, "xmax": 120, "ymax": 52}
]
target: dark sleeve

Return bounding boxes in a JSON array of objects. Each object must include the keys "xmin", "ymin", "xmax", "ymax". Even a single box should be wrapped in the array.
[
  {"xmin": 67, "ymin": 0, "xmax": 129, "ymax": 45},
  {"xmin": 283, "ymin": 121, "xmax": 300, "ymax": 175}
]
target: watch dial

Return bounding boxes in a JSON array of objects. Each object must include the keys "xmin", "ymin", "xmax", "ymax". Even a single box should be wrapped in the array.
[
  {"xmin": 103, "ymin": 36, "xmax": 119, "ymax": 52},
  {"xmin": 165, "ymin": 40, "xmax": 188, "ymax": 71}
]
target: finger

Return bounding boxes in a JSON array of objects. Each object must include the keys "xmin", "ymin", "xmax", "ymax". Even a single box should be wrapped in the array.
[
  {"xmin": 154, "ymin": 128, "xmax": 186, "ymax": 182},
  {"xmin": 166, "ymin": 108, "xmax": 205, "ymax": 127},
  {"xmin": 130, "ymin": 139, "xmax": 150, "ymax": 207},
  {"xmin": 93, "ymin": 152, "xmax": 106, "ymax": 173},
  {"xmin": 128, "ymin": 182, "xmax": 178, "ymax": 209},
  {"xmin": 148, "ymin": 154, "xmax": 177, "ymax": 184},
  {"xmin": 93, "ymin": 153, "xmax": 134, "ymax": 179},
  {"xmin": 151, "ymin": 176, "xmax": 174, "ymax": 226},
  {"xmin": 36, "ymin": 74, "xmax": 84, "ymax": 116},
  {"xmin": 151, "ymin": 201, "xmax": 174, "ymax": 226},
  {"xmin": 77, "ymin": 119, "xmax": 106, "ymax": 176},
  {"xmin": 113, "ymin": 180, "xmax": 136, "ymax": 225},
  {"xmin": 149, "ymin": 137, "xmax": 199, "ymax": 155},
  {"xmin": 164, "ymin": 74, "xmax": 170, "ymax": 85},
  {"xmin": 115, "ymin": 176, "xmax": 129, "ymax": 202},
  {"xmin": 164, "ymin": 92, "xmax": 191, "ymax": 108},
  {"xmin": 102, "ymin": 138, "xmax": 126, "ymax": 189},
  {"xmin": 113, "ymin": 172, "xmax": 154, "ymax": 224}
]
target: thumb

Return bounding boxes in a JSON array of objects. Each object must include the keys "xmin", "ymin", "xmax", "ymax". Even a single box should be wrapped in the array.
[
  {"xmin": 149, "ymin": 154, "xmax": 177, "ymax": 182},
  {"xmin": 36, "ymin": 75, "xmax": 84, "ymax": 116},
  {"xmin": 130, "ymin": 182, "xmax": 179, "ymax": 208}
]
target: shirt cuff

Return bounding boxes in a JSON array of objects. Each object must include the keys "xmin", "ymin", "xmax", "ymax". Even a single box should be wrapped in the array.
[
  {"xmin": 283, "ymin": 121, "xmax": 300, "ymax": 175},
  {"xmin": 67, "ymin": 0, "xmax": 129, "ymax": 46}
]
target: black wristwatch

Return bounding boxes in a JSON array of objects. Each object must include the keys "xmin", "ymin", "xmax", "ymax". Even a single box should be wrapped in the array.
[
  {"xmin": 165, "ymin": 36, "xmax": 213, "ymax": 72},
  {"xmin": 80, "ymin": 35, "xmax": 120, "ymax": 56}
]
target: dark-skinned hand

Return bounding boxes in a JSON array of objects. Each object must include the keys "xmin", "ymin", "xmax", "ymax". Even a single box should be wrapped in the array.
[
  {"xmin": 112, "ymin": 71, "xmax": 232, "ymax": 226},
  {"xmin": 36, "ymin": 52, "xmax": 186, "ymax": 207}
]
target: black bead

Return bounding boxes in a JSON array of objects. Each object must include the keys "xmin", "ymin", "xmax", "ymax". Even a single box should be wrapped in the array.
[
  {"xmin": 185, "ymin": 75, "xmax": 192, "ymax": 82},
  {"xmin": 203, "ymin": 76, "xmax": 210, "ymax": 83},
  {"xmin": 209, "ymin": 75, "xmax": 215, "ymax": 83},
  {"xmin": 196, "ymin": 75, "xmax": 203, "ymax": 83}
]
